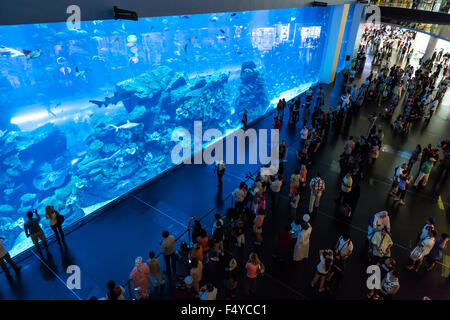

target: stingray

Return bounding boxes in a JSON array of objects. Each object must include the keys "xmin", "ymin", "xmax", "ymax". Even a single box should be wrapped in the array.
[{"xmin": 33, "ymin": 170, "xmax": 66, "ymax": 191}]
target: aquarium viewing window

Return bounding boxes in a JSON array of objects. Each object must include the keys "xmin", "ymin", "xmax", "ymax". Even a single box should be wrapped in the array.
[{"xmin": 0, "ymin": 6, "xmax": 331, "ymax": 257}]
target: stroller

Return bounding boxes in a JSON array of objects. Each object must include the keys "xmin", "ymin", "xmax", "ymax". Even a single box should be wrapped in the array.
[{"xmin": 381, "ymin": 102, "xmax": 396, "ymax": 120}]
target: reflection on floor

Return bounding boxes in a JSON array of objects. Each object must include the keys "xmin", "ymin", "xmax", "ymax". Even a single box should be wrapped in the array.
[{"xmin": 0, "ymin": 49, "xmax": 449, "ymax": 300}]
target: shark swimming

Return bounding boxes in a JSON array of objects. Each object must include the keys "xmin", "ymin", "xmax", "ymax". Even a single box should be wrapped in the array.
[
  {"xmin": 89, "ymin": 91, "xmax": 127, "ymax": 108},
  {"xmin": 107, "ymin": 120, "xmax": 140, "ymax": 132},
  {"xmin": 80, "ymin": 150, "xmax": 122, "ymax": 170}
]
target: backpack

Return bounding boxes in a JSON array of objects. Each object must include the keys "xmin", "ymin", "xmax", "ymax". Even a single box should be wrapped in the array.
[
  {"xmin": 336, "ymin": 237, "xmax": 353, "ymax": 257},
  {"xmin": 339, "ymin": 204, "xmax": 351, "ymax": 218},
  {"xmin": 53, "ymin": 209, "xmax": 64, "ymax": 224},
  {"xmin": 393, "ymin": 166, "xmax": 399, "ymax": 179},
  {"xmin": 368, "ymin": 215, "xmax": 375, "ymax": 227}
]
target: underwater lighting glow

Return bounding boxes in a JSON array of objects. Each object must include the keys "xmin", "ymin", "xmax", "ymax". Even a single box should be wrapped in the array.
[{"xmin": 11, "ymin": 110, "xmax": 50, "ymax": 124}]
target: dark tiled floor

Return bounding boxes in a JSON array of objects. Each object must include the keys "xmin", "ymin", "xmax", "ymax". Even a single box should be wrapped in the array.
[{"xmin": 0, "ymin": 48, "xmax": 449, "ymax": 300}]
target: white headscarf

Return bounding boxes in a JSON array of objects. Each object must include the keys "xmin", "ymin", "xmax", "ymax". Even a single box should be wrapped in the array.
[
  {"xmin": 135, "ymin": 256, "xmax": 143, "ymax": 271},
  {"xmin": 374, "ymin": 211, "xmax": 390, "ymax": 230}
]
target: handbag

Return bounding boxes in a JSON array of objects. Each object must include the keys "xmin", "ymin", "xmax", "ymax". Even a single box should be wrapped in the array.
[
  {"xmin": 55, "ymin": 210, "xmax": 65, "ymax": 224},
  {"xmin": 339, "ymin": 204, "xmax": 351, "ymax": 218}
]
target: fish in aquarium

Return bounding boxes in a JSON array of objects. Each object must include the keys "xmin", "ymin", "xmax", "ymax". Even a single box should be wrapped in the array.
[
  {"xmin": 0, "ymin": 4, "xmax": 345, "ymax": 256},
  {"xmin": 89, "ymin": 91, "xmax": 128, "ymax": 108},
  {"xmin": 107, "ymin": 120, "xmax": 141, "ymax": 132},
  {"xmin": 75, "ymin": 67, "xmax": 87, "ymax": 79}
]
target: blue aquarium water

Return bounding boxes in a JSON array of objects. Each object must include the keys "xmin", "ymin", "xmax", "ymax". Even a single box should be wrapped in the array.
[{"xmin": 0, "ymin": 7, "xmax": 331, "ymax": 256}]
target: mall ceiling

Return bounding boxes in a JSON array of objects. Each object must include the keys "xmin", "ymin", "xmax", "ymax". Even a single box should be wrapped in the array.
[{"xmin": 0, "ymin": 0, "xmax": 358, "ymax": 26}]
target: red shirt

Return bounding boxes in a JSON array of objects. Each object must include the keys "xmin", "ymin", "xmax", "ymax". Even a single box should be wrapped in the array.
[
  {"xmin": 277, "ymin": 101, "xmax": 283, "ymax": 111},
  {"xmin": 198, "ymin": 236, "xmax": 209, "ymax": 251},
  {"xmin": 246, "ymin": 263, "xmax": 259, "ymax": 279},
  {"xmin": 274, "ymin": 119, "xmax": 281, "ymax": 130}
]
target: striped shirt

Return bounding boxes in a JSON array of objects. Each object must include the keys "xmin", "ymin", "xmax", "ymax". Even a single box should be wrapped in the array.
[{"xmin": 310, "ymin": 177, "xmax": 325, "ymax": 193}]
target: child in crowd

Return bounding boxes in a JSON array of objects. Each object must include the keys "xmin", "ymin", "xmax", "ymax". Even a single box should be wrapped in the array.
[{"xmin": 147, "ymin": 251, "xmax": 165, "ymax": 288}]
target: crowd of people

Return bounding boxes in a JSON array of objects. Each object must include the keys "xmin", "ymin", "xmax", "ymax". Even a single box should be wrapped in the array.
[
  {"xmin": 103, "ymin": 24, "xmax": 449, "ymax": 300},
  {"xmin": 1, "ymin": 24, "xmax": 449, "ymax": 301}
]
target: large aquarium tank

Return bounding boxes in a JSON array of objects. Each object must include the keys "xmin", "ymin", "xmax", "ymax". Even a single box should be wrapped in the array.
[{"xmin": 0, "ymin": 6, "xmax": 331, "ymax": 256}]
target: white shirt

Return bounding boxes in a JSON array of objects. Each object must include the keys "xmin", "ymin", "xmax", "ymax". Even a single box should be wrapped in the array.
[
  {"xmin": 0, "ymin": 239, "xmax": 7, "ymax": 258},
  {"xmin": 421, "ymin": 236, "xmax": 436, "ymax": 256},
  {"xmin": 161, "ymin": 236, "xmax": 175, "ymax": 255},
  {"xmin": 420, "ymin": 224, "xmax": 434, "ymax": 241},
  {"xmin": 317, "ymin": 254, "xmax": 332, "ymax": 274},
  {"xmin": 200, "ymin": 287, "xmax": 217, "ymax": 300},
  {"xmin": 297, "ymin": 224, "xmax": 312, "ymax": 245}
]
